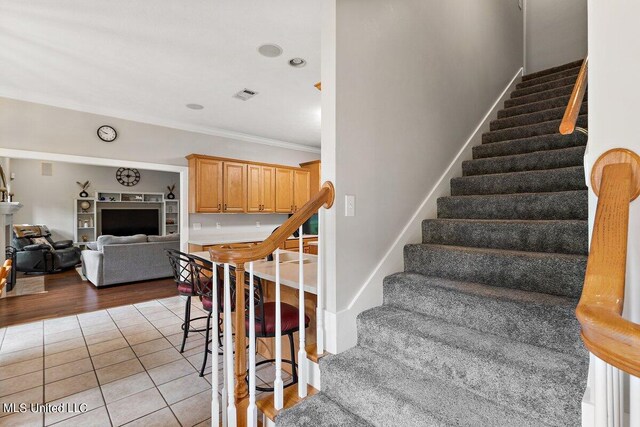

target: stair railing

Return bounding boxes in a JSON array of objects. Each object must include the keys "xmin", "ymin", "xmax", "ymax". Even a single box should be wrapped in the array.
[
  {"xmin": 577, "ymin": 149, "xmax": 640, "ymax": 425},
  {"xmin": 560, "ymin": 57, "xmax": 588, "ymax": 135},
  {"xmin": 207, "ymin": 181, "xmax": 335, "ymax": 427}
]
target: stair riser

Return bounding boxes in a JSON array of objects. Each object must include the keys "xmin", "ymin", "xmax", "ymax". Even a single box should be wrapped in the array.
[
  {"xmin": 516, "ymin": 66, "xmax": 581, "ymax": 90},
  {"xmin": 482, "ymin": 115, "xmax": 587, "ymax": 144},
  {"xmin": 438, "ymin": 191, "xmax": 588, "ymax": 220},
  {"xmin": 422, "ymin": 219, "xmax": 588, "ymax": 255},
  {"xmin": 356, "ymin": 311, "xmax": 586, "ymax": 426},
  {"xmin": 404, "ymin": 244, "xmax": 586, "ymax": 297},
  {"xmin": 320, "ymin": 353, "xmax": 445, "ymax": 426},
  {"xmin": 498, "ymin": 94, "xmax": 587, "ymax": 119},
  {"xmin": 383, "ymin": 274, "xmax": 586, "ymax": 356},
  {"xmin": 490, "ymin": 102, "xmax": 587, "ymax": 131},
  {"xmin": 320, "ymin": 349, "xmax": 542, "ymax": 427},
  {"xmin": 451, "ymin": 166, "xmax": 586, "ymax": 196},
  {"xmin": 464, "ymin": 146, "xmax": 585, "ymax": 176},
  {"xmin": 511, "ymin": 76, "xmax": 578, "ymax": 99},
  {"xmin": 505, "ymin": 84, "xmax": 576, "ymax": 108},
  {"xmin": 472, "ymin": 133, "xmax": 587, "ymax": 159},
  {"xmin": 522, "ymin": 59, "xmax": 584, "ymax": 82}
]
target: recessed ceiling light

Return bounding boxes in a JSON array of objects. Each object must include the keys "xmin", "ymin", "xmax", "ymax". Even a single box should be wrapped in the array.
[
  {"xmin": 258, "ymin": 44, "xmax": 283, "ymax": 58},
  {"xmin": 289, "ymin": 58, "xmax": 307, "ymax": 68},
  {"xmin": 186, "ymin": 103, "xmax": 204, "ymax": 110}
]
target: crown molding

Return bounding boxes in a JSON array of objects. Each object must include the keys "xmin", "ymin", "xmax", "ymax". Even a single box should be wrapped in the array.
[{"xmin": 0, "ymin": 91, "xmax": 321, "ymax": 154}]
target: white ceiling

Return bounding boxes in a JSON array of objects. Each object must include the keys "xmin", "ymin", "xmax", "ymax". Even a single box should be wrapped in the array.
[{"xmin": 0, "ymin": 0, "xmax": 321, "ymax": 149}]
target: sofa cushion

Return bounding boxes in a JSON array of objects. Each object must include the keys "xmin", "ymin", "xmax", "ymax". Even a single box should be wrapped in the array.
[
  {"xmin": 86, "ymin": 242, "xmax": 98, "ymax": 251},
  {"xmin": 148, "ymin": 234, "xmax": 180, "ymax": 242},
  {"xmin": 96, "ymin": 234, "xmax": 147, "ymax": 251}
]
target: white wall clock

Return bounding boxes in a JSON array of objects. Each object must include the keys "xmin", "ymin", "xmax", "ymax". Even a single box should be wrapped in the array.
[{"xmin": 97, "ymin": 125, "xmax": 117, "ymax": 142}]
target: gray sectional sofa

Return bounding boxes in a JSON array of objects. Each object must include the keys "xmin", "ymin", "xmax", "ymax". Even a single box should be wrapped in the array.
[{"xmin": 81, "ymin": 234, "xmax": 180, "ymax": 287}]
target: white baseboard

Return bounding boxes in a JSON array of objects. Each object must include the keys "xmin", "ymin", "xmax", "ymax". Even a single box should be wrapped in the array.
[{"xmin": 328, "ymin": 68, "xmax": 524, "ymax": 353}]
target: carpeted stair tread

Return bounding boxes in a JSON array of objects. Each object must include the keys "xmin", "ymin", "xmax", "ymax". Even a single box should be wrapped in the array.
[
  {"xmin": 422, "ymin": 218, "xmax": 588, "ymax": 254},
  {"xmin": 511, "ymin": 75, "xmax": 579, "ymax": 99},
  {"xmin": 383, "ymin": 272, "xmax": 585, "ymax": 356},
  {"xmin": 438, "ymin": 190, "xmax": 588, "ymax": 220},
  {"xmin": 404, "ymin": 243, "xmax": 586, "ymax": 297},
  {"xmin": 490, "ymin": 102, "xmax": 587, "ymax": 131},
  {"xmin": 505, "ymin": 84, "xmax": 576, "ymax": 108},
  {"xmin": 356, "ymin": 306, "xmax": 586, "ymax": 426},
  {"xmin": 498, "ymin": 93, "xmax": 587, "ymax": 119},
  {"xmin": 482, "ymin": 115, "xmax": 587, "ymax": 144},
  {"xmin": 516, "ymin": 66, "xmax": 581, "ymax": 90},
  {"xmin": 473, "ymin": 132, "xmax": 587, "ymax": 159},
  {"xmin": 464, "ymin": 146, "xmax": 585, "ymax": 176},
  {"xmin": 522, "ymin": 59, "xmax": 583, "ymax": 82},
  {"xmin": 320, "ymin": 347, "xmax": 545, "ymax": 427},
  {"xmin": 451, "ymin": 166, "xmax": 586, "ymax": 196},
  {"xmin": 276, "ymin": 393, "xmax": 372, "ymax": 427}
]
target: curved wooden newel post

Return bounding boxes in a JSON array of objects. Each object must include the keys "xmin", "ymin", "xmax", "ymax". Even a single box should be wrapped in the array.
[
  {"xmin": 577, "ymin": 148, "xmax": 640, "ymax": 377},
  {"xmin": 234, "ymin": 263, "xmax": 248, "ymax": 402}
]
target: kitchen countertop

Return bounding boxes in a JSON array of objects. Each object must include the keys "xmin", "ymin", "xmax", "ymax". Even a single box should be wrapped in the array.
[
  {"xmin": 188, "ymin": 232, "xmax": 317, "ymax": 246},
  {"xmin": 189, "ymin": 249, "xmax": 318, "ymax": 294}
]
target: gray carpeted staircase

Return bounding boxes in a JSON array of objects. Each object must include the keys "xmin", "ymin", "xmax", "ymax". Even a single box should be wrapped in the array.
[{"xmin": 277, "ymin": 60, "xmax": 589, "ymax": 427}]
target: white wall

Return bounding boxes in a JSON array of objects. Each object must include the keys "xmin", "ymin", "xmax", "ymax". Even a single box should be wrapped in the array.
[
  {"xmin": 0, "ymin": 97, "xmax": 319, "ymax": 241},
  {"xmin": 189, "ymin": 213, "xmax": 288, "ymax": 236},
  {"xmin": 584, "ymin": 1, "xmax": 640, "ymax": 422},
  {"xmin": 525, "ymin": 0, "xmax": 587, "ymax": 74},
  {"xmin": 0, "ymin": 97, "xmax": 319, "ymax": 167},
  {"xmin": 322, "ymin": 0, "xmax": 523, "ymax": 352},
  {"xmin": 10, "ymin": 159, "xmax": 179, "ymax": 241}
]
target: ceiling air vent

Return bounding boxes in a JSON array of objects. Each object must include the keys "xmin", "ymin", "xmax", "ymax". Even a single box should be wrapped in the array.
[{"xmin": 233, "ymin": 89, "xmax": 258, "ymax": 101}]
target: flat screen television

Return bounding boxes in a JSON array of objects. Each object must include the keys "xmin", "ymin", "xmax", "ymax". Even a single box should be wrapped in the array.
[{"xmin": 101, "ymin": 209, "xmax": 160, "ymax": 236}]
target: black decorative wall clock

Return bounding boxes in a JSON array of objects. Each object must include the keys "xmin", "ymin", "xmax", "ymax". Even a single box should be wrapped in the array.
[{"xmin": 116, "ymin": 168, "xmax": 141, "ymax": 187}]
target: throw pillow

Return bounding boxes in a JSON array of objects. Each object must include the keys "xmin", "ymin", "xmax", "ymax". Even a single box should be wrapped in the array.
[{"xmin": 32, "ymin": 237, "xmax": 54, "ymax": 251}]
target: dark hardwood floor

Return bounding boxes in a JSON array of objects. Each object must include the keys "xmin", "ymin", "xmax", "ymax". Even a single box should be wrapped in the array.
[{"xmin": 0, "ymin": 269, "xmax": 178, "ymax": 327}]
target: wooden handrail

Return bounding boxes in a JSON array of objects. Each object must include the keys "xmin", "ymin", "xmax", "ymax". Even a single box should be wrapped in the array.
[
  {"xmin": 208, "ymin": 181, "xmax": 334, "ymax": 418},
  {"xmin": 576, "ymin": 149, "xmax": 640, "ymax": 377},
  {"xmin": 209, "ymin": 181, "xmax": 334, "ymax": 264},
  {"xmin": 560, "ymin": 57, "xmax": 588, "ymax": 135}
]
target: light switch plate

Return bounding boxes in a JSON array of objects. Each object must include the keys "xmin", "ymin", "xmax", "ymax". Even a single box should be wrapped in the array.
[
  {"xmin": 345, "ymin": 194, "xmax": 355, "ymax": 217},
  {"xmin": 193, "ymin": 223, "xmax": 202, "ymax": 230}
]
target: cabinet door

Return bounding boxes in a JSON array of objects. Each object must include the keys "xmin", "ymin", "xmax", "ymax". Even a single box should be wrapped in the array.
[
  {"xmin": 192, "ymin": 158, "xmax": 222, "ymax": 213},
  {"xmin": 261, "ymin": 166, "xmax": 276, "ymax": 213},
  {"xmin": 293, "ymin": 170, "xmax": 311, "ymax": 211},
  {"xmin": 247, "ymin": 164, "xmax": 262, "ymax": 213},
  {"xmin": 275, "ymin": 168, "xmax": 294, "ymax": 213},
  {"xmin": 223, "ymin": 162, "xmax": 247, "ymax": 212}
]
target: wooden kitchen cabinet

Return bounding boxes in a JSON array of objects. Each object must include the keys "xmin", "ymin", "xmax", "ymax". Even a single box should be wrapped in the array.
[
  {"xmin": 262, "ymin": 166, "xmax": 276, "ymax": 212},
  {"xmin": 248, "ymin": 165, "xmax": 276, "ymax": 213},
  {"xmin": 275, "ymin": 168, "xmax": 295, "ymax": 213},
  {"xmin": 293, "ymin": 170, "xmax": 311, "ymax": 212},
  {"xmin": 188, "ymin": 157, "xmax": 223, "ymax": 213},
  {"xmin": 223, "ymin": 161, "xmax": 247, "ymax": 212},
  {"xmin": 187, "ymin": 154, "xmax": 319, "ymax": 214}
]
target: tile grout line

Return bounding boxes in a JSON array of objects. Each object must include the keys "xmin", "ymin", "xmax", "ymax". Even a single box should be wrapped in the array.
[
  {"xmin": 62, "ymin": 314, "xmax": 114, "ymax": 427},
  {"xmin": 128, "ymin": 300, "xmax": 185, "ymax": 427}
]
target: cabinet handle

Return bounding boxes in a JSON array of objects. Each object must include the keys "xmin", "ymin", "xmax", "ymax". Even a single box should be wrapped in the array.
[
  {"xmin": 224, "ymin": 204, "xmax": 227, "ymax": 211},
  {"xmin": 218, "ymin": 203, "xmax": 221, "ymax": 211}
]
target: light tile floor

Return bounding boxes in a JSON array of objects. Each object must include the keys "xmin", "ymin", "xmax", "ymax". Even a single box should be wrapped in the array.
[{"xmin": 0, "ymin": 296, "xmax": 287, "ymax": 426}]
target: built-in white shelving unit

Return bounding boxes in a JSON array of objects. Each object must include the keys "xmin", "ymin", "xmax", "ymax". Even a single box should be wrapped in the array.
[
  {"xmin": 74, "ymin": 198, "xmax": 97, "ymax": 246},
  {"xmin": 74, "ymin": 191, "xmax": 177, "ymax": 246},
  {"xmin": 163, "ymin": 199, "xmax": 179, "ymax": 235}
]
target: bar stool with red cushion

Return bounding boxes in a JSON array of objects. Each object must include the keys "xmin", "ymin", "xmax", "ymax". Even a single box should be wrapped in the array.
[
  {"xmin": 189, "ymin": 257, "xmax": 230, "ymax": 377},
  {"xmin": 166, "ymin": 249, "xmax": 210, "ymax": 353},
  {"xmin": 246, "ymin": 277, "xmax": 310, "ymax": 392}
]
